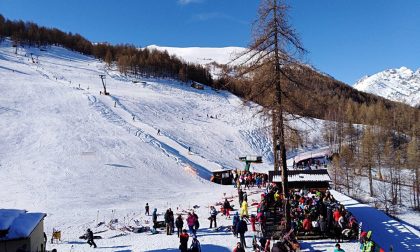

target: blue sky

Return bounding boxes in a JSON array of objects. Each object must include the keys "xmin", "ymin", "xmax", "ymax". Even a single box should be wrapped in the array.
[{"xmin": 1, "ymin": 0, "xmax": 419, "ymax": 84}]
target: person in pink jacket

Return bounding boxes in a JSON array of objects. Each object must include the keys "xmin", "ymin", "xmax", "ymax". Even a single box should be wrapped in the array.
[{"xmin": 186, "ymin": 212, "xmax": 197, "ymax": 235}]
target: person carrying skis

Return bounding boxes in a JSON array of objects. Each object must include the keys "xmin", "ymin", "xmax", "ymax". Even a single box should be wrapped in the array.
[
  {"xmin": 175, "ymin": 214, "xmax": 184, "ymax": 237},
  {"xmin": 209, "ymin": 206, "xmax": 218, "ymax": 228},
  {"xmin": 86, "ymin": 228, "xmax": 97, "ymax": 248},
  {"xmin": 189, "ymin": 235, "xmax": 201, "ymax": 252},
  {"xmin": 362, "ymin": 231, "xmax": 375, "ymax": 252},
  {"xmin": 145, "ymin": 203, "xmax": 150, "ymax": 215},
  {"xmin": 179, "ymin": 229, "xmax": 189, "ymax": 252}
]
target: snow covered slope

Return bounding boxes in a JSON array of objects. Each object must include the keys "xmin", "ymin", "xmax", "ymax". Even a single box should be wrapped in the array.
[
  {"xmin": 2, "ymin": 40, "xmax": 417, "ymax": 251},
  {"xmin": 353, "ymin": 67, "xmax": 420, "ymax": 107},
  {"xmin": 146, "ymin": 45, "xmax": 246, "ymax": 78},
  {"xmin": 146, "ymin": 45, "xmax": 245, "ymax": 66}
]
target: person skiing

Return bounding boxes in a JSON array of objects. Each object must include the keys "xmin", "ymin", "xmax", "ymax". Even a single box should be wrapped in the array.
[
  {"xmin": 86, "ymin": 228, "xmax": 97, "ymax": 248},
  {"xmin": 175, "ymin": 214, "xmax": 184, "ymax": 237},
  {"xmin": 236, "ymin": 216, "xmax": 248, "ymax": 248},
  {"xmin": 145, "ymin": 203, "xmax": 150, "ymax": 215},
  {"xmin": 157, "ymin": 129, "xmax": 160, "ymax": 135},
  {"xmin": 209, "ymin": 206, "xmax": 218, "ymax": 228},
  {"xmin": 179, "ymin": 229, "xmax": 189, "ymax": 252},
  {"xmin": 189, "ymin": 235, "xmax": 201, "ymax": 252}
]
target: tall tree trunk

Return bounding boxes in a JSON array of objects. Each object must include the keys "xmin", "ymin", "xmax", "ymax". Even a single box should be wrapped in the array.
[
  {"xmin": 368, "ymin": 166, "xmax": 373, "ymax": 197},
  {"xmin": 416, "ymin": 167, "xmax": 420, "ymax": 209},
  {"xmin": 273, "ymin": 0, "xmax": 290, "ymax": 230},
  {"xmin": 272, "ymin": 112, "xmax": 279, "ymax": 171}
]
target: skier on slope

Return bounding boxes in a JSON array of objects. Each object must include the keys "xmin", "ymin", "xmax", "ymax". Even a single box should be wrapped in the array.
[{"xmin": 145, "ymin": 203, "xmax": 150, "ymax": 215}]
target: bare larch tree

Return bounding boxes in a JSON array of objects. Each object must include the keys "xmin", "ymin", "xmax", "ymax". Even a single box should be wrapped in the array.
[{"xmin": 231, "ymin": 0, "xmax": 305, "ymax": 229}]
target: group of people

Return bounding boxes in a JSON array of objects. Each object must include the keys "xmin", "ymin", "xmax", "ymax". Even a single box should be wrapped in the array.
[
  {"xmin": 233, "ymin": 171, "xmax": 268, "ymax": 189},
  {"xmin": 288, "ymin": 189, "xmax": 359, "ymax": 242},
  {"xmin": 81, "ymin": 185, "xmax": 372, "ymax": 252},
  {"xmin": 147, "ymin": 203, "xmax": 203, "ymax": 251}
]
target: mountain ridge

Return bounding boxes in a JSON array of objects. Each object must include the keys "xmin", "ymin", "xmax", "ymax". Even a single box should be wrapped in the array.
[{"xmin": 354, "ymin": 66, "xmax": 420, "ymax": 107}]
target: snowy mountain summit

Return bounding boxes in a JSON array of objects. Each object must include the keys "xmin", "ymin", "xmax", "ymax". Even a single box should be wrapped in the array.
[{"xmin": 354, "ymin": 67, "xmax": 420, "ymax": 107}]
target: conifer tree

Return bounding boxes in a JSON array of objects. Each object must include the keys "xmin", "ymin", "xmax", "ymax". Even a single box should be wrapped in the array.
[{"xmin": 231, "ymin": 0, "xmax": 305, "ymax": 229}]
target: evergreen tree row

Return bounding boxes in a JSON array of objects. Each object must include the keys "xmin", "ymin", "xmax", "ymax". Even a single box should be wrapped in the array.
[{"xmin": 0, "ymin": 15, "xmax": 212, "ymax": 85}]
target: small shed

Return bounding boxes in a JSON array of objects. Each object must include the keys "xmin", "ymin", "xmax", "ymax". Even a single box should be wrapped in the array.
[
  {"xmin": 191, "ymin": 82, "xmax": 204, "ymax": 90},
  {"xmin": 269, "ymin": 169, "xmax": 331, "ymax": 192},
  {"xmin": 0, "ymin": 209, "xmax": 47, "ymax": 252},
  {"xmin": 211, "ymin": 169, "xmax": 233, "ymax": 185}
]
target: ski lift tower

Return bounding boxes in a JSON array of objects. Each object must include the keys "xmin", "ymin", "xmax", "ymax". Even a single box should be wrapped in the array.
[
  {"xmin": 239, "ymin": 155, "xmax": 263, "ymax": 172},
  {"xmin": 99, "ymin": 74, "xmax": 109, "ymax": 95}
]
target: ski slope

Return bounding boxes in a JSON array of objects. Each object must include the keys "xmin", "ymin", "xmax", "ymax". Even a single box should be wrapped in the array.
[{"xmin": 1, "ymin": 40, "xmax": 418, "ymax": 251}]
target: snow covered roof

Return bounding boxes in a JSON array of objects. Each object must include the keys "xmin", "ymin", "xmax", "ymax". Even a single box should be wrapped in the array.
[
  {"xmin": 272, "ymin": 170, "xmax": 331, "ymax": 183},
  {"xmin": 0, "ymin": 209, "xmax": 46, "ymax": 240},
  {"xmin": 294, "ymin": 149, "xmax": 331, "ymax": 164}
]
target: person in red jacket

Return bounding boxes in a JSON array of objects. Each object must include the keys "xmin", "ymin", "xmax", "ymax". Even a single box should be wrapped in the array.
[
  {"xmin": 302, "ymin": 215, "xmax": 312, "ymax": 233},
  {"xmin": 179, "ymin": 229, "xmax": 189, "ymax": 252},
  {"xmin": 333, "ymin": 208, "xmax": 341, "ymax": 223},
  {"xmin": 250, "ymin": 214, "xmax": 256, "ymax": 232}
]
